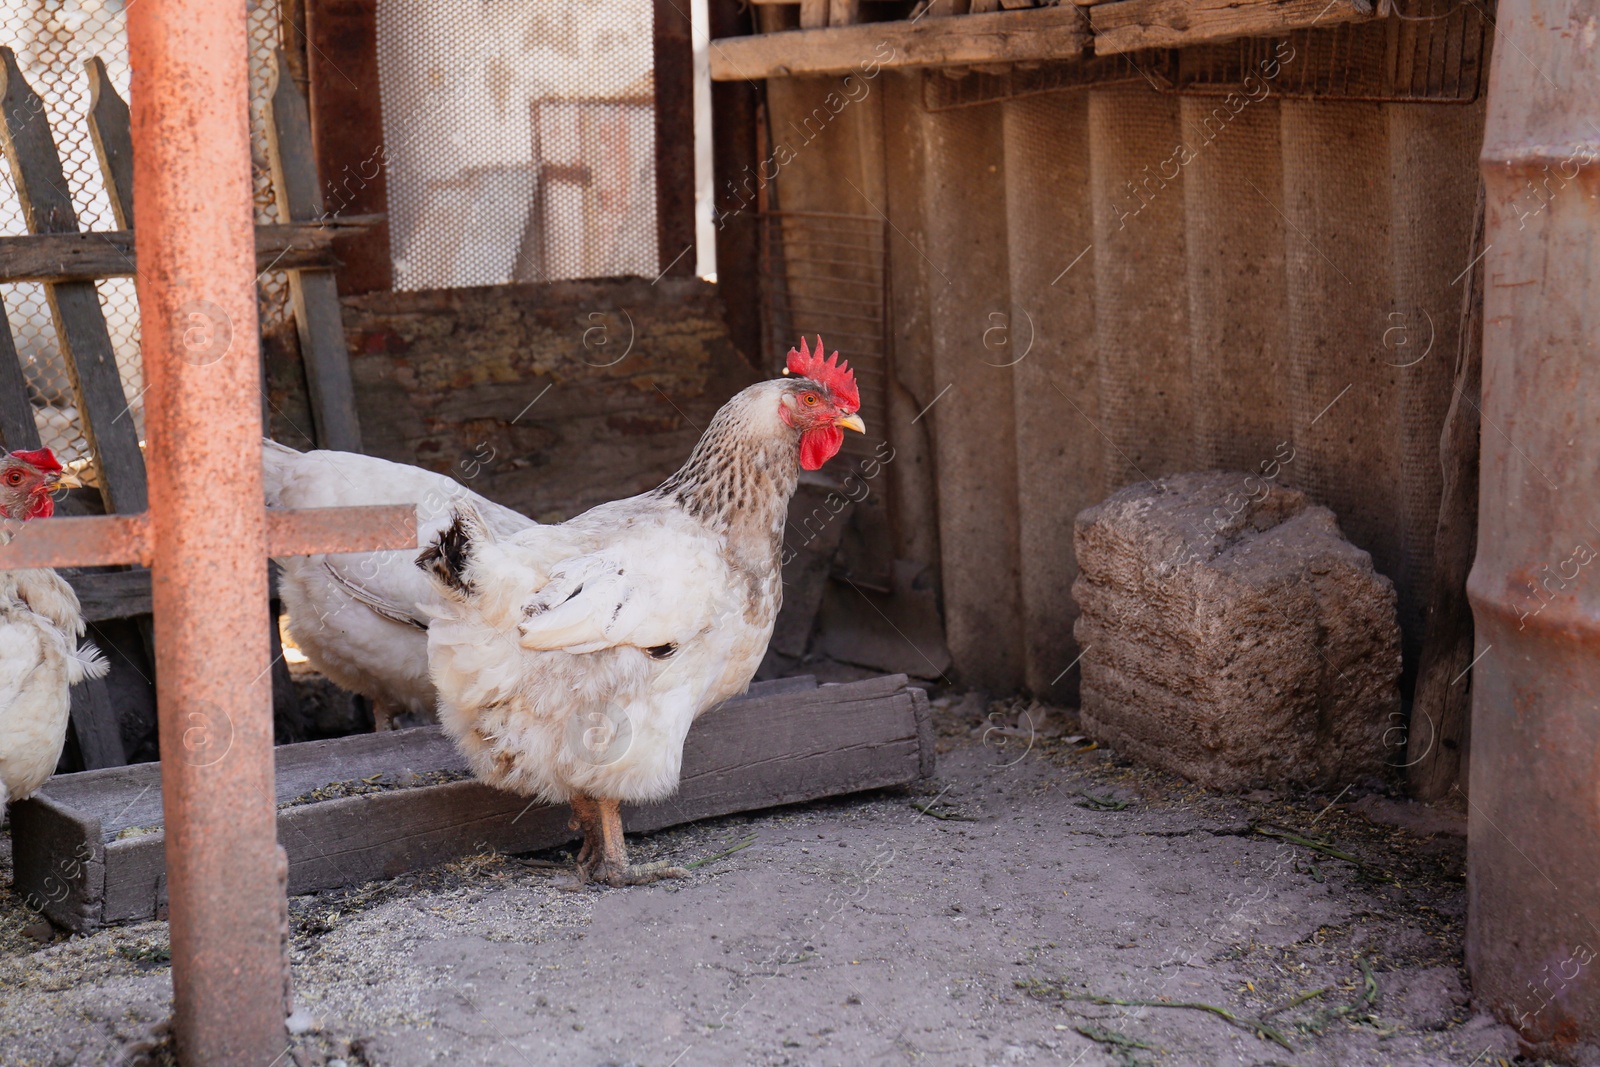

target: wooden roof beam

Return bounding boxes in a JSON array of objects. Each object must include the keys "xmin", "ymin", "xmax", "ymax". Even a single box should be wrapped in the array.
[
  {"xmin": 710, "ymin": 7, "xmax": 1091, "ymax": 81},
  {"xmin": 709, "ymin": 0, "xmax": 1376, "ymax": 80},
  {"xmin": 1090, "ymin": 0, "xmax": 1373, "ymax": 55}
]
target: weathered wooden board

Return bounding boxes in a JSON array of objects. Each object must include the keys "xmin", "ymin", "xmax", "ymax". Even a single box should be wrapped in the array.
[
  {"xmin": 710, "ymin": 7, "xmax": 1091, "ymax": 80},
  {"xmin": 14, "ymin": 675, "xmax": 933, "ymax": 931},
  {"xmin": 303, "ymin": 0, "xmax": 394, "ymax": 294},
  {"xmin": 61, "ymin": 566, "xmax": 281, "ymax": 625},
  {"xmin": 1090, "ymin": 0, "xmax": 1374, "ymax": 54},
  {"xmin": 84, "ymin": 58, "xmax": 133, "ymax": 228},
  {"xmin": 0, "ymin": 47, "xmax": 146, "ymax": 515},
  {"xmin": 0, "ymin": 220, "xmax": 378, "ymax": 284},
  {"xmin": 266, "ymin": 49, "xmax": 363, "ymax": 454},
  {"xmin": 0, "ymin": 300, "xmax": 40, "ymax": 450}
]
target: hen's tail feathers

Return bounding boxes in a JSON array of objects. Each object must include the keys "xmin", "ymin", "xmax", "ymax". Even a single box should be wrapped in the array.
[
  {"xmin": 260, "ymin": 437, "xmax": 304, "ymax": 509},
  {"xmin": 69, "ymin": 641, "xmax": 110, "ymax": 684},
  {"xmin": 324, "ymin": 561, "xmax": 429, "ymax": 631},
  {"xmin": 417, "ymin": 504, "xmax": 487, "ymax": 596}
]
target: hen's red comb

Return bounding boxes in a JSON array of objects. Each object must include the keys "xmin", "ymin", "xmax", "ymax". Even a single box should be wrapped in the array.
[
  {"xmin": 785, "ymin": 336, "xmax": 860, "ymax": 412},
  {"xmin": 8, "ymin": 448, "xmax": 61, "ymax": 473}
]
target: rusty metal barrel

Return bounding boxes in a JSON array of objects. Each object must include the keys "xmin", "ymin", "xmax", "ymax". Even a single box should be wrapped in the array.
[{"xmin": 1468, "ymin": 0, "xmax": 1600, "ymax": 1059}]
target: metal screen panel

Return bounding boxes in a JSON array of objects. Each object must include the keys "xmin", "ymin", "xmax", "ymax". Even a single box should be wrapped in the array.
[
  {"xmin": 759, "ymin": 210, "xmax": 889, "ymax": 470},
  {"xmin": 375, "ymin": 0, "xmax": 660, "ymax": 291}
]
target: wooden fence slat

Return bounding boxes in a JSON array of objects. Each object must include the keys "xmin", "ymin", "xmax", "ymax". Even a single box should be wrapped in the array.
[
  {"xmin": 0, "ymin": 47, "xmax": 147, "ymax": 515},
  {"xmin": 0, "ymin": 300, "xmax": 40, "ymax": 450},
  {"xmin": 0, "ymin": 219, "xmax": 378, "ymax": 285},
  {"xmin": 69, "ymin": 674, "xmax": 126, "ymax": 769},
  {"xmin": 265, "ymin": 49, "xmax": 362, "ymax": 454},
  {"xmin": 84, "ymin": 58, "xmax": 133, "ymax": 228}
]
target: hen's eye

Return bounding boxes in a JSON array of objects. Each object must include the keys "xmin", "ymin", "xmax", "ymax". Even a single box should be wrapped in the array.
[
  {"xmin": 4, "ymin": 471, "xmax": 21, "ymax": 486},
  {"xmin": 802, "ymin": 393, "xmax": 819, "ymax": 406}
]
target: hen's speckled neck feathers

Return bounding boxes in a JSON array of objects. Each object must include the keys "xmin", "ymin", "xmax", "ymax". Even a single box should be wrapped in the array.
[{"xmin": 654, "ymin": 379, "xmax": 809, "ymax": 534}]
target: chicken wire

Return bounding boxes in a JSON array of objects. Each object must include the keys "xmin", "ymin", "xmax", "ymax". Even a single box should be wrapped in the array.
[
  {"xmin": 374, "ymin": 0, "xmax": 660, "ymax": 291},
  {"xmin": 0, "ymin": 0, "xmax": 288, "ymax": 472},
  {"xmin": 759, "ymin": 211, "xmax": 889, "ymax": 470}
]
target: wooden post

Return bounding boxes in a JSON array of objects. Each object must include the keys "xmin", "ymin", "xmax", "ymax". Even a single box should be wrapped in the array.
[
  {"xmin": 0, "ymin": 302, "xmax": 40, "ymax": 450},
  {"xmin": 655, "ymin": 0, "xmax": 698, "ymax": 277},
  {"xmin": 266, "ymin": 49, "xmax": 363, "ymax": 453},
  {"xmin": 1408, "ymin": 183, "xmax": 1484, "ymax": 801},
  {"xmin": 303, "ymin": 0, "xmax": 393, "ymax": 294}
]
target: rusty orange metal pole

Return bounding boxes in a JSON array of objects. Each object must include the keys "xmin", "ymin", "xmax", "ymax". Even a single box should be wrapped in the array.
[
  {"xmin": 128, "ymin": 0, "xmax": 286, "ymax": 1061},
  {"xmin": 1468, "ymin": 0, "xmax": 1600, "ymax": 1058}
]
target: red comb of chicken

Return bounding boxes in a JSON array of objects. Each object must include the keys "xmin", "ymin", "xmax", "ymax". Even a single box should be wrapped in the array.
[
  {"xmin": 785, "ymin": 336, "xmax": 860, "ymax": 413},
  {"xmin": 9, "ymin": 448, "xmax": 61, "ymax": 473}
]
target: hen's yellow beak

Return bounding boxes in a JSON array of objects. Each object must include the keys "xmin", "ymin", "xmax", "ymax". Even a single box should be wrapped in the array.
[
  {"xmin": 836, "ymin": 413, "xmax": 866, "ymax": 434},
  {"xmin": 51, "ymin": 470, "xmax": 84, "ymax": 491}
]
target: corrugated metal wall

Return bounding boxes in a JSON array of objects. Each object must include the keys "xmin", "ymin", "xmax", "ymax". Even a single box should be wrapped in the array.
[{"xmin": 765, "ymin": 66, "xmax": 1484, "ymax": 697}]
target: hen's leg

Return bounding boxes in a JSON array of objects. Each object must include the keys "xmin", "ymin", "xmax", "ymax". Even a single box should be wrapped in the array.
[
  {"xmin": 590, "ymin": 797, "xmax": 690, "ymax": 888},
  {"xmin": 371, "ymin": 699, "xmax": 396, "ymax": 732},
  {"xmin": 568, "ymin": 794, "xmax": 603, "ymax": 877}
]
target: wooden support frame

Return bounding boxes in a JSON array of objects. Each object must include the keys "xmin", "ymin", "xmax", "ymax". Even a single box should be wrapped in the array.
[
  {"xmin": 266, "ymin": 49, "xmax": 363, "ymax": 453},
  {"xmin": 0, "ymin": 48, "xmax": 147, "ymax": 515},
  {"xmin": 303, "ymin": 0, "xmax": 393, "ymax": 295},
  {"xmin": 654, "ymin": 0, "xmax": 699, "ymax": 278},
  {"xmin": 0, "ymin": 218, "xmax": 382, "ymax": 285},
  {"xmin": 710, "ymin": 0, "xmax": 1379, "ymax": 80},
  {"xmin": 1088, "ymin": 0, "xmax": 1374, "ymax": 54},
  {"xmin": 710, "ymin": 6, "xmax": 1092, "ymax": 80},
  {"xmin": 14, "ymin": 674, "xmax": 934, "ymax": 932},
  {"xmin": 0, "ymin": 47, "xmax": 375, "ymax": 770}
]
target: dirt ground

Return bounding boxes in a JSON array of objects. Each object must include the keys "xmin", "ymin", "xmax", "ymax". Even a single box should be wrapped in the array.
[{"xmin": 0, "ymin": 690, "xmax": 1543, "ymax": 1067}]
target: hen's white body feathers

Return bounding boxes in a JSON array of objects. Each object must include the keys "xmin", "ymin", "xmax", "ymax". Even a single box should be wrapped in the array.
[
  {"xmin": 0, "ymin": 569, "xmax": 108, "ymax": 804},
  {"xmin": 424, "ymin": 381, "xmax": 800, "ymax": 804},
  {"xmin": 262, "ymin": 440, "xmax": 535, "ymax": 719}
]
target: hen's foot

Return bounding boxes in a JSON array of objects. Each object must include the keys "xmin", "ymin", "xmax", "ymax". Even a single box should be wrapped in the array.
[{"xmin": 590, "ymin": 860, "xmax": 691, "ymax": 888}]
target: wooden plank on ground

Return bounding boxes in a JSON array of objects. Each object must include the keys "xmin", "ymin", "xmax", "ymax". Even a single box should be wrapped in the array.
[
  {"xmin": 1090, "ymin": 0, "xmax": 1374, "ymax": 54},
  {"xmin": 0, "ymin": 47, "xmax": 146, "ymax": 515},
  {"xmin": 265, "ymin": 49, "xmax": 362, "ymax": 453},
  {"xmin": 0, "ymin": 220, "xmax": 374, "ymax": 284},
  {"xmin": 15, "ymin": 674, "xmax": 932, "ymax": 930},
  {"xmin": 710, "ymin": 7, "xmax": 1090, "ymax": 80},
  {"xmin": 0, "ymin": 300, "xmax": 40, "ymax": 450}
]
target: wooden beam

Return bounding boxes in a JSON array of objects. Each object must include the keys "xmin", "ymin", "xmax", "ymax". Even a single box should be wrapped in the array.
[
  {"xmin": 654, "ymin": 0, "xmax": 698, "ymax": 277},
  {"xmin": 710, "ymin": 7, "xmax": 1090, "ymax": 80},
  {"xmin": 14, "ymin": 674, "xmax": 933, "ymax": 931},
  {"xmin": 65, "ymin": 565, "xmax": 283, "ymax": 624},
  {"xmin": 266, "ymin": 49, "xmax": 364, "ymax": 453},
  {"xmin": 85, "ymin": 59, "xmax": 134, "ymax": 228},
  {"xmin": 1090, "ymin": 0, "xmax": 1374, "ymax": 54},
  {"xmin": 0, "ymin": 218, "xmax": 381, "ymax": 285},
  {"xmin": 304, "ymin": 0, "xmax": 393, "ymax": 294},
  {"xmin": 710, "ymin": 0, "xmax": 765, "ymax": 369}
]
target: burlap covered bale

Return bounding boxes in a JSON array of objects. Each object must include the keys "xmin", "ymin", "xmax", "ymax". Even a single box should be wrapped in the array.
[{"xmin": 1071, "ymin": 471, "xmax": 1400, "ymax": 791}]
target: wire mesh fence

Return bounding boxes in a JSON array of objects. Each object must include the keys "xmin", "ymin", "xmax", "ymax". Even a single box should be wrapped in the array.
[
  {"xmin": 0, "ymin": 0, "xmax": 286, "ymax": 473},
  {"xmin": 759, "ymin": 211, "xmax": 889, "ymax": 469},
  {"xmin": 373, "ymin": 0, "xmax": 660, "ymax": 290}
]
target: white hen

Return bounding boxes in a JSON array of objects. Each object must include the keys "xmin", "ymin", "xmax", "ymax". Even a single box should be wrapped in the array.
[
  {"xmin": 261, "ymin": 439, "xmax": 535, "ymax": 728},
  {"xmin": 418, "ymin": 338, "xmax": 864, "ymax": 886},
  {"xmin": 0, "ymin": 449, "xmax": 108, "ymax": 805}
]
